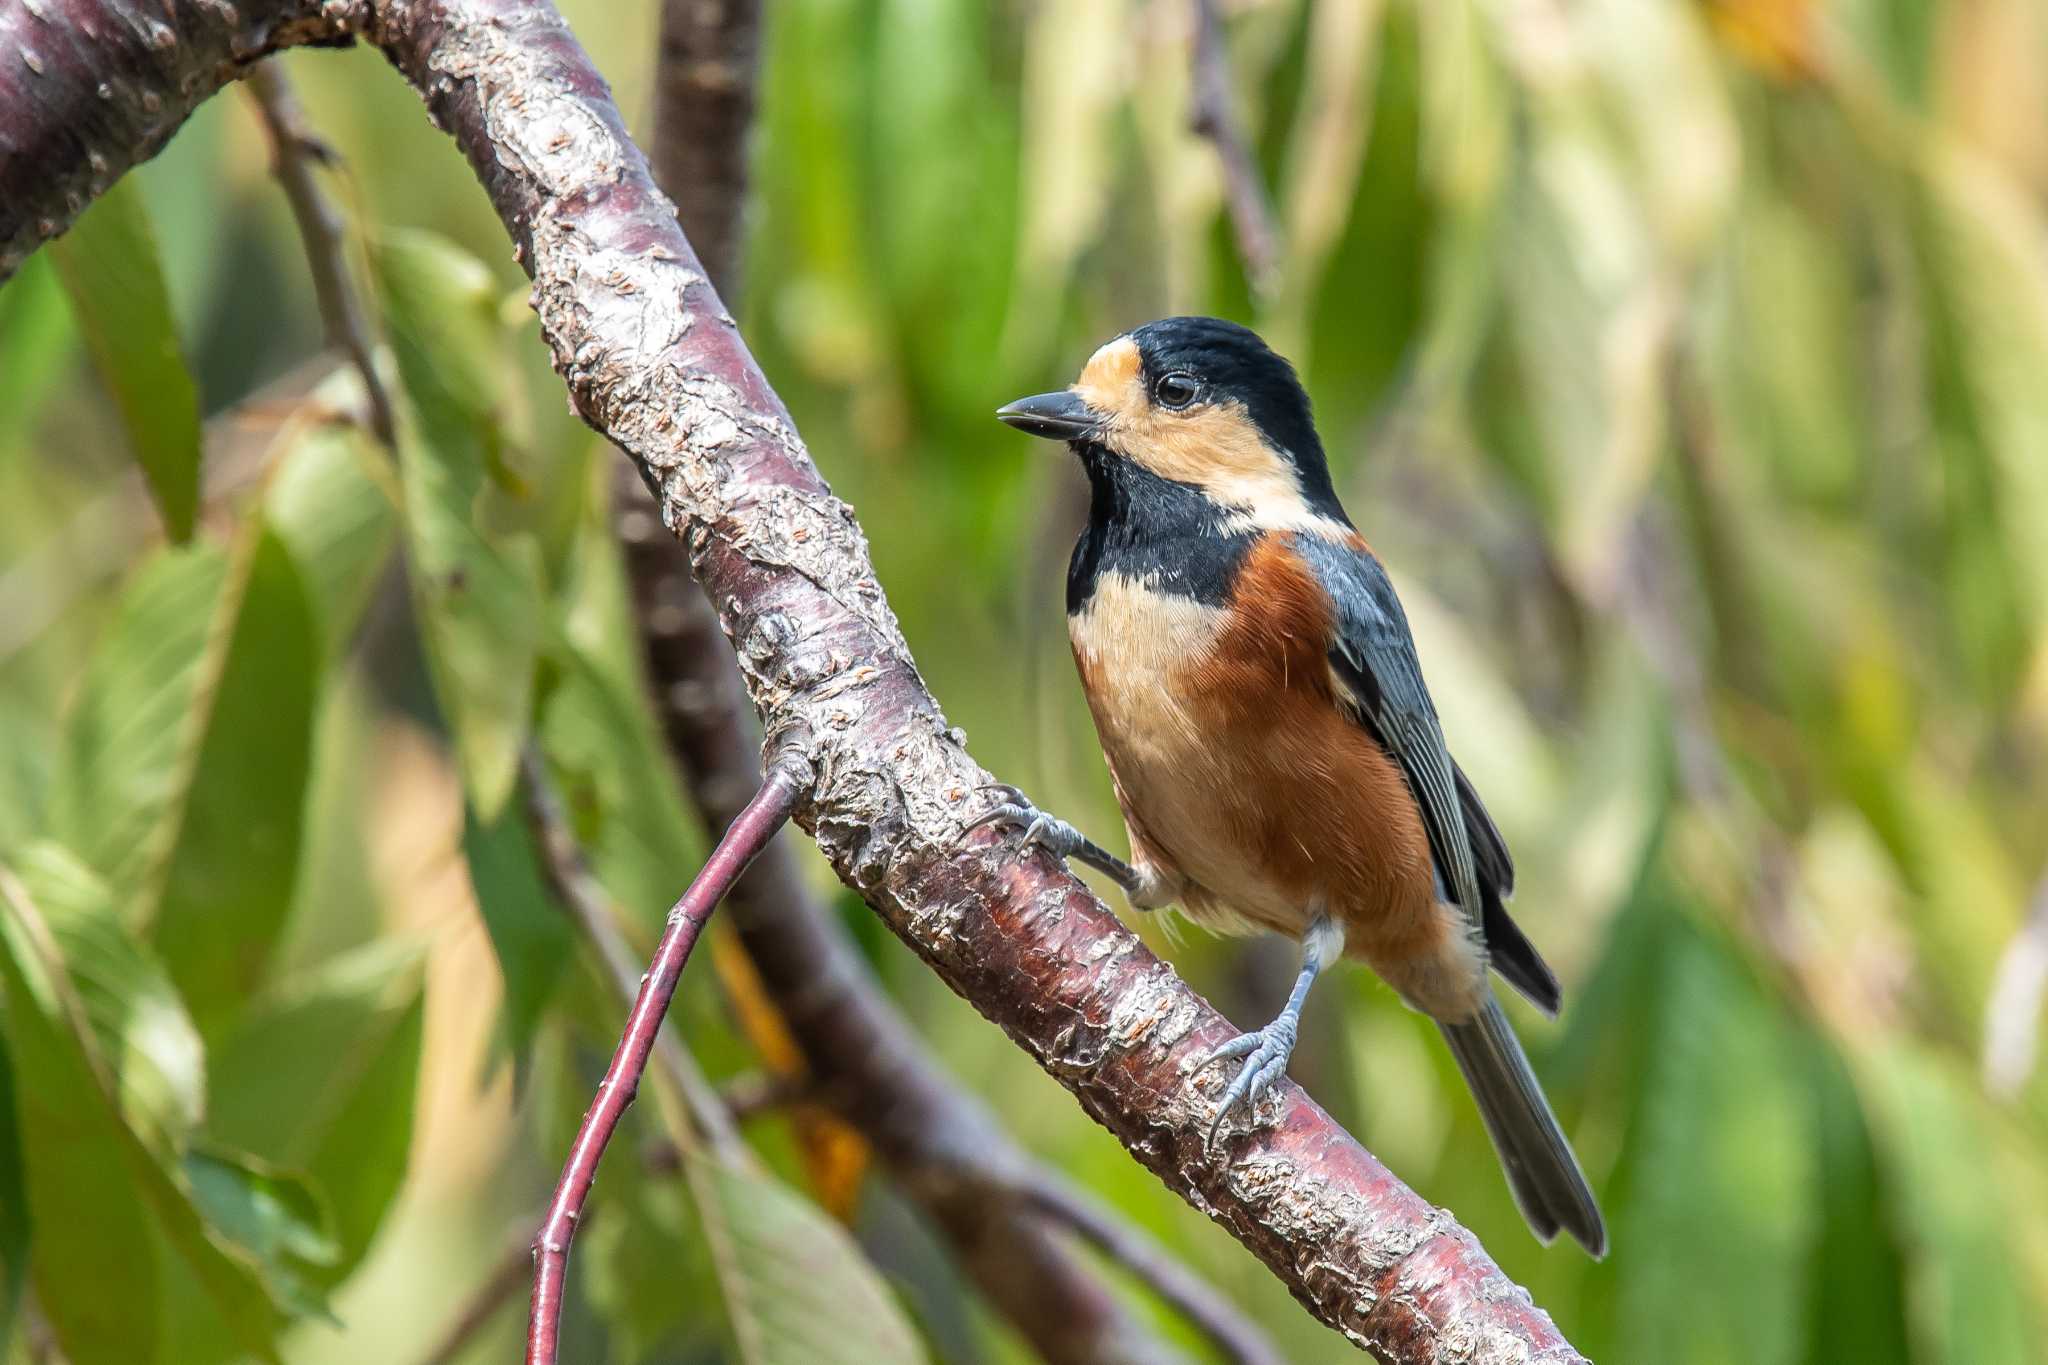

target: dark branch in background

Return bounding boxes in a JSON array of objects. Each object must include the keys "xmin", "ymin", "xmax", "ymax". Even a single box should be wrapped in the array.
[
  {"xmin": 621, "ymin": 4, "xmax": 1276, "ymax": 1362},
  {"xmin": 525, "ymin": 756, "xmax": 806, "ymax": 1365},
  {"xmin": 650, "ymin": 0, "xmax": 759, "ymax": 302},
  {"xmin": 1189, "ymin": 0, "xmax": 1281, "ymax": 300},
  {"xmin": 2, "ymin": 2, "xmax": 1587, "ymax": 1359},
  {"xmin": 242, "ymin": 61, "xmax": 398, "ymax": 445}
]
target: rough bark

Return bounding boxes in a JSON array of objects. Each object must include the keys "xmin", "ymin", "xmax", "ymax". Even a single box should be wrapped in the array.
[{"xmin": 0, "ymin": 2, "xmax": 1589, "ymax": 1358}]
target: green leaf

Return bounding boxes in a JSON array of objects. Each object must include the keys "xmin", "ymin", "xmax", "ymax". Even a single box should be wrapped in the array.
[
  {"xmin": 46, "ymin": 178, "xmax": 204, "ymax": 542},
  {"xmin": 205, "ymin": 939, "xmax": 424, "ymax": 1285},
  {"xmin": 1614, "ymin": 928, "xmax": 1814, "ymax": 1365},
  {"xmin": 0, "ymin": 855, "xmax": 286, "ymax": 1364},
  {"xmin": 46, "ymin": 543, "xmax": 233, "ymax": 913},
  {"xmin": 184, "ymin": 1149, "xmax": 340, "ymax": 1319},
  {"xmin": 0, "ymin": 1029, "xmax": 29, "ymax": 1344},
  {"xmin": 263, "ymin": 417, "xmax": 399, "ymax": 656},
  {"xmin": 12, "ymin": 845, "xmax": 203, "ymax": 1155},
  {"xmin": 0, "ymin": 861, "xmax": 161, "ymax": 1363},
  {"xmin": 1862, "ymin": 1045, "xmax": 2040, "ymax": 1363},
  {"xmin": 696, "ymin": 1158, "xmax": 927, "ymax": 1365},
  {"xmin": 154, "ymin": 529, "xmax": 324, "ymax": 1038},
  {"xmin": 1801, "ymin": 1040, "xmax": 1910, "ymax": 1365},
  {"xmin": 535, "ymin": 646, "xmax": 702, "ymax": 928},
  {"xmin": 462, "ymin": 798, "xmax": 574, "ymax": 1069},
  {"xmin": 375, "ymin": 231, "xmax": 541, "ymax": 819},
  {"xmin": 0, "ymin": 253, "xmax": 74, "ymax": 457},
  {"xmin": 583, "ymin": 1159, "xmax": 716, "ymax": 1363}
]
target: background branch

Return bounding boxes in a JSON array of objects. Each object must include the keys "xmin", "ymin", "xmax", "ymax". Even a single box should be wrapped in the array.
[
  {"xmin": 1189, "ymin": 0, "xmax": 1281, "ymax": 300},
  {"xmin": 242, "ymin": 60, "xmax": 398, "ymax": 445}
]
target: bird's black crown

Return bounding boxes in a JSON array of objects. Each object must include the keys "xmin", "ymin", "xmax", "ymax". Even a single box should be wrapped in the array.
[{"xmin": 1125, "ymin": 317, "xmax": 1340, "ymax": 517}]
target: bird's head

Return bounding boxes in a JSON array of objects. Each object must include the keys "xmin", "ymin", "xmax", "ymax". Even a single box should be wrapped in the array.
[{"xmin": 997, "ymin": 317, "xmax": 1345, "ymax": 528}]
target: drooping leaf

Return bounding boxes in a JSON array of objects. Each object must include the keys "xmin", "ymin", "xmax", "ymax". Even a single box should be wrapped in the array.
[
  {"xmin": 582, "ymin": 1154, "xmax": 717, "ymax": 1363},
  {"xmin": 0, "ymin": 1028, "xmax": 29, "ymax": 1344},
  {"xmin": 205, "ymin": 938, "xmax": 425, "ymax": 1285},
  {"xmin": 46, "ymin": 543, "xmax": 232, "ymax": 913},
  {"xmin": 695, "ymin": 1157, "xmax": 927, "ymax": 1365},
  {"xmin": 46, "ymin": 177, "xmax": 204, "ymax": 542},
  {"xmin": 375, "ymin": 231, "xmax": 541, "ymax": 819},
  {"xmin": 0, "ymin": 252, "xmax": 74, "ymax": 457},
  {"xmin": 12, "ymin": 844, "xmax": 204, "ymax": 1155},
  {"xmin": 0, "ymin": 862, "xmax": 162, "ymax": 1364},
  {"xmin": 263, "ymin": 417, "xmax": 399, "ymax": 656},
  {"xmin": 462, "ymin": 797, "xmax": 574, "ymax": 1069},
  {"xmin": 1800, "ymin": 1039, "xmax": 1910, "ymax": 1365},
  {"xmin": 535, "ymin": 645, "xmax": 702, "ymax": 930},
  {"xmin": 1861, "ymin": 1044, "xmax": 2040, "ymax": 1363},
  {"xmin": 184, "ymin": 1149, "xmax": 341, "ymax": 1318},
  {"xmin": 1614, "ymin": 927, "xmax": 1813, "ymax": 1365},
  {"xmin": 154, "ymin": 528, "xmax": 323, "ymax": 1038},
  {"xmin": 0, "ymin": 855, "xmax": 287, "ymax": 1365}
]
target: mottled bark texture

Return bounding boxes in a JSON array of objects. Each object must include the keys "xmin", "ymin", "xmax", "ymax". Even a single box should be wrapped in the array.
[{"xmin": 0, "ymin": 1, "xmax": 1588, "ymax": 1358}]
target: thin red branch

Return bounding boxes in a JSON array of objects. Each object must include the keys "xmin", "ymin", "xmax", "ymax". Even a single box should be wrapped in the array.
[{"xmin": 525, "ymin": 759, "xmax": 805, "ymax": 1365}]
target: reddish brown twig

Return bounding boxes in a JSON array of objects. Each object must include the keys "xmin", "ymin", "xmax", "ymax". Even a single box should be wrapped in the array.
[
  {"xmin": 525, "ymin": 759, "xmax": 806, "ymax": 1365},
  {"xmin": 1190, "ymin": 0, "xmax": 1282, "ymax": 299}
]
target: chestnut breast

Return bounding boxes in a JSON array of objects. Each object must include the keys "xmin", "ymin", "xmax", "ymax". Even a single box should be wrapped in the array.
[{"xmin": 1068, "ymin": 535, "xmax": 1437, "ymax": 942}]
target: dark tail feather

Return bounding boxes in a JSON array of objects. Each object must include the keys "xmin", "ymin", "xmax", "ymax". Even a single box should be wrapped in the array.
[{"xmin": 1439, "ymin": 998, "xmax": 1606, "ymax": 1257}]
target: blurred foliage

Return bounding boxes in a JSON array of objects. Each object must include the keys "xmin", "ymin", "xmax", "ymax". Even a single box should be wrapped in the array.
[{"xmin": 4, "ymin": 0, "xmax": 2048, "ymax": 1360}]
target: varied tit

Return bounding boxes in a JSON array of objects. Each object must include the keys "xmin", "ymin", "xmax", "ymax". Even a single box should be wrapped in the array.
[{"xmin": 977, "ymin": 316, "xmax": 1605, "ymax": 1255}]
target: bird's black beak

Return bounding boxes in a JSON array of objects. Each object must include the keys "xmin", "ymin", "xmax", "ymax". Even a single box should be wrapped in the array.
[{"xmin": 996, "ymin": 390, "xmax": 1102, "ymax": 442}]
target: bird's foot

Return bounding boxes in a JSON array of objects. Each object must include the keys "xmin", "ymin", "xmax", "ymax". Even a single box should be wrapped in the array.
[
  {"xmin": 1200, "ymin": 1017, "xmax": 1299, "ymax": 1147},
  {"xmin": 961, "ymin": 784, "xmax": 1088, "ymax": 860}
]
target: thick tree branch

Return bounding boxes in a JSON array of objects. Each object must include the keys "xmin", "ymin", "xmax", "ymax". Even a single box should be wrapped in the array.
[
  {"xmin": 0, "ymin": 0, "xmax": 352, "ymax": 277},
  {"xmin": 2, "ymin": 2, "xmax": 1588, "ymax": 1358}
]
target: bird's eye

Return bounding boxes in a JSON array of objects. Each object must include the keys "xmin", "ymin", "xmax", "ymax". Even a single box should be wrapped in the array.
[{"xmin": 1154, "ymin": 372, "xmax": 1200, "ymax": 410}]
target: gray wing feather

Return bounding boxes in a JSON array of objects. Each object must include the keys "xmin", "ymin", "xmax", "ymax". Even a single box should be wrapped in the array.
[{"xmin": 1292, "ymin": 534, "xmax": 1484, "ymax": 928}]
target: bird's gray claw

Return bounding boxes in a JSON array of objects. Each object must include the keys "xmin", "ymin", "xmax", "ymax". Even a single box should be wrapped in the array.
[
  {"xmin": 1202, "ymin": 1019, "xmax": 1299, "ymax": 1148},
  {"xmin": 961, "ymin": 786, "xmax": 1082, "ymax": 859}
]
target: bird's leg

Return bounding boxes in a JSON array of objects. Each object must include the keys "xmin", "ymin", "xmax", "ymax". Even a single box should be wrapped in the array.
[
  {"xmin": 1201, "ymin": 911, "xmax": 1344, "ymax": 1146},
  {"xmin": 963, "ymin": 783, "xmax": 1159, "ymax": 903}
]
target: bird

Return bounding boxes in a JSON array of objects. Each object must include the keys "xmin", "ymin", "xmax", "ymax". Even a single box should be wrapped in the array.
[{"xmin": 974, "ymin": 316, "xmax": 1605, "ymax": 1255}]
